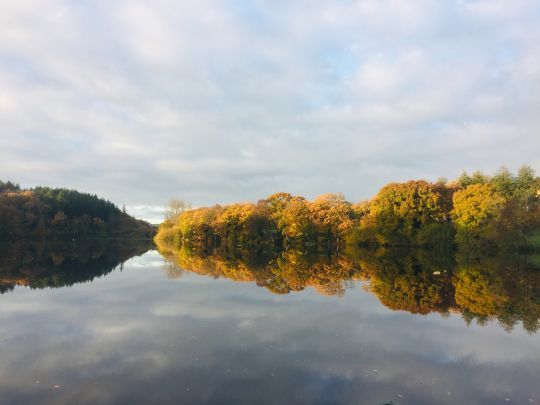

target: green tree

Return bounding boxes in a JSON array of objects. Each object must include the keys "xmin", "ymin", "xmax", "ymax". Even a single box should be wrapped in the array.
[{"xmin": 491, "ymin": 166, "xmax": 515, "ymax": 198}]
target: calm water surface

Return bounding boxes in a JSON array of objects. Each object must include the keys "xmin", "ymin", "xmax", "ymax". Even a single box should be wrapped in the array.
[{"xmin": 0, "ymin": 245, "xmax": 539, "ymax": 404}]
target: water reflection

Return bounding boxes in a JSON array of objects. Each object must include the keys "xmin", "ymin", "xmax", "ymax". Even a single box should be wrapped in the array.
[
  {"xmin": 0, "ymin": 239, "xmax": 152, "ymax": 293},
  {"xmin": 0, "ymin": 246, "xmax": 539, "ymax": 404},
  {"xmin": 159, "ymin": 245, "xmax": 540, "ymax": 333},
  {"xmin": 2, "ymin": 239, "xmax": 538, "ymax": 333}
]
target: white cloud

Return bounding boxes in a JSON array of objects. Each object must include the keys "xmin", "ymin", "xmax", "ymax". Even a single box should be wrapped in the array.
[{"xmin": 0, "ymin": 0, "xmax": 539, "ymax": 218}]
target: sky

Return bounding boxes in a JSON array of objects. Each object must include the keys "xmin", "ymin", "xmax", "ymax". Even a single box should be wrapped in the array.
[{"xmin": 1, "ymin": 0, "xmax": 539, "ymax": 222}]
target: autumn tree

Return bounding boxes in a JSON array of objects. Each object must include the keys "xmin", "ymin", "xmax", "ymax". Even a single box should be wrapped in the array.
[
  {"xmin": 309, "ymin": 193, "xmax": 356, "ymax": 245},
  {"xmin": 363, "ymin": 181, "xmax": 451, "ymax": 246},
  {"xmin": 262, "ymin": 192, "xmax": 293, "ymax": 223},
  {"xmin": 279, "ymin": 196, "xmax": 314, "ymax": 242},
  {"xmin": 452, "ymin": 183, "xmax": 505, "ymax": 245}
]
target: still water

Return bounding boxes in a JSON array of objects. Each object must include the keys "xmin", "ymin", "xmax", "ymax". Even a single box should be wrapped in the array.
[{"xmin": 0, "ymin": 243, "xmax": 539, "ymax": 404}]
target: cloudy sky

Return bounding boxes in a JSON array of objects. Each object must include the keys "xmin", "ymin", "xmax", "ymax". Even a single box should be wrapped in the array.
[{"xmin": 1, "ymin": 1, "xmax": 539, "ymax": 222}]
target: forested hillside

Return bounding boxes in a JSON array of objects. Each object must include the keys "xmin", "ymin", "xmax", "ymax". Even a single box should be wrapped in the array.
[
  {"xmin": 156, "ymin": 166, "xmax": 540, "ymax": 251},
  {"xmin": 0, "ymin": 181, "xmax": 155, "ymax": 241}
]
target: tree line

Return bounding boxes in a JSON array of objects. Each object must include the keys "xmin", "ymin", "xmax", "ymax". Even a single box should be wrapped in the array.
[{"xmin": 156, "ymin": 166, "xmax": 540, "ymax": 251}]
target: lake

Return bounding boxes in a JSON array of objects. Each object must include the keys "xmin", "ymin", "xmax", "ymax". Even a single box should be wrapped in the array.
[{"xmin": 0, "ymin": 242, "xmax": 539, "ymax": 404}]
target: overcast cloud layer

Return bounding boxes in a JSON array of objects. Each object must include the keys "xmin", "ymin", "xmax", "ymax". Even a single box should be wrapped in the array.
[{"xmin": 1, "ymin": 1, "xmax": 539, "ymax": 221}]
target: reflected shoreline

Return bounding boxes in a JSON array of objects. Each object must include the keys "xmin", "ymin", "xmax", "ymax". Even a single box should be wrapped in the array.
[
  {"xmin": 1, "ymin": 238, "xmax": 539, "ymax": 333},
  {"xmin": 0, "ymin": 238, "xmax": 153, "ymax": 293},
  {"xmin": 158, "ymin": 242, "xmax": 540, "ymax": 333}
]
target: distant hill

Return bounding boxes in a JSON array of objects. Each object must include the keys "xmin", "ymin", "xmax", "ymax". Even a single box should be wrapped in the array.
[{"xmin": 0, "ymin": 180, "xmax": 155, "ymax": 241}]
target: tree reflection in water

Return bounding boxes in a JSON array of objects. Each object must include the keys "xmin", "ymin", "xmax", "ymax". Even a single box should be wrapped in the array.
[
  {"xmin": 1, "ymin": 237, "xmax": 538, "ymax": 334},
  {"xmin": 0, "ymin": 239, "xmax": 152, "ymax": 293},
  {"xmin": 158, "ymin": 241, "xmax": 540, "ymax": 333}
]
